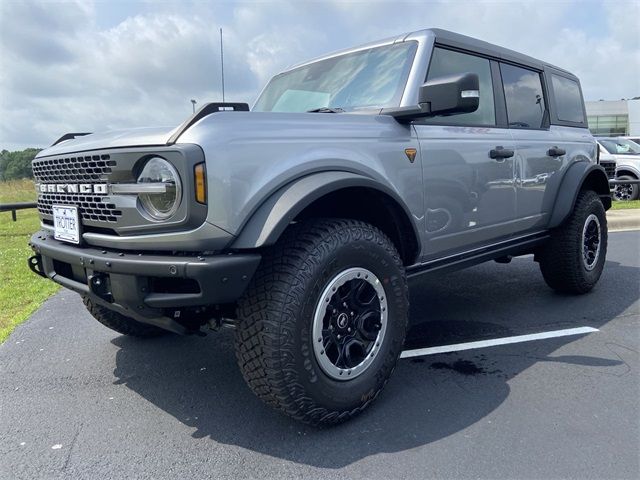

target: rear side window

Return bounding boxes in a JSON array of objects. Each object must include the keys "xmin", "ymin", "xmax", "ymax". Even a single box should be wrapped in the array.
[
  {"xmin": 420, "ymin": 47, "xmax": 495, "ymax": 126},
  {"xmin": 500, "ymin": 63, "xmax": 546, "ymax": 129},
  {"xmin": 551, "ymin": 74, "xmax": 585, "ymax": 123}
]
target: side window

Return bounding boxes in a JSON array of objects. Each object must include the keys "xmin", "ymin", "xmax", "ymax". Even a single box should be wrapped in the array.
[
  {"xmin": 500, "ymin": 63, "xmax": 546, "ymax": 129},
  {"xmin": 551, "ymin": 74, "xmax": 585, "ymax": 123},
  {"xmin": 420, "ymin": 47, "xmax": 495, "ymax": 126}
]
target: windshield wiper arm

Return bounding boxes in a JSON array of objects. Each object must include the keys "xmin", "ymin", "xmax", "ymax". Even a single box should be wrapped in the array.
[{"xmin": 307, "ymin": 107, "xmax": 345, "ymax": 113}]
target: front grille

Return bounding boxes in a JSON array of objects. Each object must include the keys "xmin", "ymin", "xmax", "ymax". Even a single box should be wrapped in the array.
[
  {"xmin": 33, "ymin": 153, "xmax": 122, "ymax": 224},
  {"xmin": 31, "ymin": 145, "xmax": 204, "ymax": 237},
  {"xmin": 37, "ymin": 193, "xmax": 122, "ymax": 223},
  {"xmin": 32, "ymin": 154, "xmax": 116, "ymax": 183},
  {"xmin": 600, "ymin": 160, "xmax": 616, "ymax": 179}
]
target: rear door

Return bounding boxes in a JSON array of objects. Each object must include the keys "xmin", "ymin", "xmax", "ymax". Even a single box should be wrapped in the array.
[
  {"xmin": 498, "ymin": 63, "xmax": 563, "ymax": 230},
  {"xmin": 414, "ymin": 47, "xmax": 517, "ymax": 259}
]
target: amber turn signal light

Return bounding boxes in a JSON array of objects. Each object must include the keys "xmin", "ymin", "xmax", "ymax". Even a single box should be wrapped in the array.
[{"xmin": 194, "ymin": 163, "xmax": 207, "ymax": 204}]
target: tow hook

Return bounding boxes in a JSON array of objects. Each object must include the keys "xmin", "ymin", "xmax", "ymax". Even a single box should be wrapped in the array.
[
  {"xmin": 89, "ymin": 274, "xmax": 113, "ymax": 302},
  {"xmin": 28, "ymin": 254, "xmax": 46, "ymax": 278}
]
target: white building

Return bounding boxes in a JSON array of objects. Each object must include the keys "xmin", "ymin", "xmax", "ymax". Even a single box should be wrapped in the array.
[{"xmin": 585, "ymin": 99, "xmax": 640, "ymax": 136}]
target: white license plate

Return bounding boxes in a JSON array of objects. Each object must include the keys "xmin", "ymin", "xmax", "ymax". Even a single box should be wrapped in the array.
[{"xmin": 53, "ymin": 205, "xmax": 80, "ymax": 244}]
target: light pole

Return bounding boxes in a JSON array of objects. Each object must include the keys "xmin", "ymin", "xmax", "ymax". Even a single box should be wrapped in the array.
[
  {"xmin": 220, "ymin": 28, "xmax": 225, "ymax": 102},
  {"xmin": 190, "ymin": 99, "xmax": 197, "ymax": 113}
]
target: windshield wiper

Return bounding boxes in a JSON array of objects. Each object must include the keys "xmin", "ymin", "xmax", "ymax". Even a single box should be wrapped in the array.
[{"xmin": 307, "ymin": 107, "xmax": 345, "ymax": 113}]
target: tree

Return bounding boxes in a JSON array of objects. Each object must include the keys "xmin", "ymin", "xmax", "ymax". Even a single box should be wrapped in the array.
[{"xmin": 0, "ymin": 148, "xmax": 42, "ymax": 181}]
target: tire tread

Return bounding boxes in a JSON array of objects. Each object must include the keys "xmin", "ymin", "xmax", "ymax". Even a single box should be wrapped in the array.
[
  {"xmin": 539, "ymin": 190, "xmax": 607, "ymax": 294},
  {"xmin": 235, "ymin": 218, "xmax": 408, "ymax": 425},
  {"xmin": 83, "ymin": 296, "xmax": 166, "ymax": 338}
]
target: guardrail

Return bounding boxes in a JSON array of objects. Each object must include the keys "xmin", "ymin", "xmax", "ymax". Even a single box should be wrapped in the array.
[{"xmin": 0, "ymin": 202, "xmax": 37, "ymax": 221}]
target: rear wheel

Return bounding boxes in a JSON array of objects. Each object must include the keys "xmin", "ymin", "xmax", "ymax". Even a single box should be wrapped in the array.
[
  {"xmin": 235, "ymin": 219, "xmax": 409, "ymax": 425},
  {"xmin": 83, "ymin": 296, "xmax": 167, "ymax": 338},
  {"xmin": 538, "ymin": 190, "xmax": 607, "ymax": 294},
  {"xmin": 613, "ymin": 175, "xmax": 639, "ymax": 201}
]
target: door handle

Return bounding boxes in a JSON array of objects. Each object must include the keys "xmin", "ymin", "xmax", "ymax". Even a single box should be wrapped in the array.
[
  {"xmin": 489, "ymin": 146, "xmax": 515, "ymax": 160},
  {"xmin": 547, "ymin": 146, "xmax": 566, "ymax": 157}
]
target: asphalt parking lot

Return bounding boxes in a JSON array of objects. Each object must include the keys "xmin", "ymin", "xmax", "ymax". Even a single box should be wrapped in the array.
[{"xmin": 1, "ymin": 231, "xmax": 638, "ymax": 480}]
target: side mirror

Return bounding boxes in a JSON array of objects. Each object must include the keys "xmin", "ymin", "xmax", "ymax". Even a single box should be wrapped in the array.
[
  {"xmin": 419, "ymin": 72, "xmax": 480, "ymax": 116},
  {"xmin": 382, "ymin": 72, "xmax": 480, "ymax": 123}
]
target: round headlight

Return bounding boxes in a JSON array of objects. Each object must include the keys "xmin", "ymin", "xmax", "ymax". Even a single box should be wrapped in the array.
[{"xmin": 137, "ymin": 157, "xmax": 182, "ymax": 220}]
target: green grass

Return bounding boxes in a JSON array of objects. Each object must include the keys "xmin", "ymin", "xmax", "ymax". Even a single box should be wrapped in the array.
[
  {"xmin": 0, "ymin": 178, "xmax": 37, "ymax": 203},
  {"xmin": 611, "ymin": 199, "xmax": 640, "ymax": 210},
  {"xmin": 0, "ymin": 179, "xmax": 59, "ymax": 343}
]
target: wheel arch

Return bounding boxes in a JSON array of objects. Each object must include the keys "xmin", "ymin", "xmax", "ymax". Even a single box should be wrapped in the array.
[
  {"xmin": 231, "ymin": 171, "xmax": 421, "ymax": 265},
  {"xmin": 615, "ymin": 168, "xmax": 639, "ymax": 179},
  {"xmin": 548, "ymin": 162, "xmax": 611, "ymax": 229}
]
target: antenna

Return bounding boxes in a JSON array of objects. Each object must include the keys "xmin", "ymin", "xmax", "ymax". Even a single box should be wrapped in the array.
[{"xmin": 220, "ymin": 27, "xmax": 225, "ymax": 102}]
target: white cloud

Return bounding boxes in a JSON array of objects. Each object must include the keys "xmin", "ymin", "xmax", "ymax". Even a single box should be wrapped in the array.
[{"xmin": 0, "ymin": 0, "xmax": 638, "ymax": 150}]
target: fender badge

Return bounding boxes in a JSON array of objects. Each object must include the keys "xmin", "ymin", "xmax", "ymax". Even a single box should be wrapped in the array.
[{"xmin": 404, "ymin": 148, "xmax": 417, "ymax": 163}]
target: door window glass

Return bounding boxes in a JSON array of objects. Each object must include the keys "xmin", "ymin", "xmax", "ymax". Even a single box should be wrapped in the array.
[
  {"xmin": 551, "ymin": 74, "xmax": 584, "ymax": 123},
  {"xmin": 420, "ymin": 47, "xmax": 495, "ymax": 126},
  {"xmin": 501, "ymin": 63, "xmax": 546, "ymax": 129}
]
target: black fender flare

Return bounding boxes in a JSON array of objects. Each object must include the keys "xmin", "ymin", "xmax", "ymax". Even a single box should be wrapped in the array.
[
  {"xmin": 231, "ymin": 171, "xmax": 420, "ymax": 252},
  {"xmin": 548, "ymin": 162, "xmax": 611, "ymax": 229}
]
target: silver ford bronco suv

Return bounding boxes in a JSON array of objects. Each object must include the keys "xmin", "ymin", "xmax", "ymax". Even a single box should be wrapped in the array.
[{"xmin": 29, "ymin": 29, "xmax": 611, "ymax": 424}]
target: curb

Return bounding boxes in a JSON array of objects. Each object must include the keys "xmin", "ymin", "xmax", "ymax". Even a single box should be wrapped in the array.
[{"xmin": 607, "ymin": 209, "xmax": 640, "ymax": 232}]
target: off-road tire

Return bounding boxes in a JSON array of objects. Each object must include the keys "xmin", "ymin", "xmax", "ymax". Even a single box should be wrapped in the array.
[
  {"xmin": 538, "ymin": 190, "xmax": 607, "ymax": 294},
  {"xmin": 82, "ymin": 296, "xmax": 167, "ymax": 337},
  {"xmin": 613, "ymin": 175, "xmax": 639, "ymax": 201},
  {"xmin": 235, "ymin": 219, "xmax": 409, "ymax": 425}
]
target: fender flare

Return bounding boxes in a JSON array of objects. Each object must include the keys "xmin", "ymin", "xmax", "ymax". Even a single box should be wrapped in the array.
[
  {"xmin": 615, "ymin": 164, "xmax": 640, "ymax": 178},
  {"xmin": 548, "ymin": 161, "xmax": 611, "ymax": 229},
  {"xmin": 231, "ymin": 171, "xmax": 420, "ymax": 251}
]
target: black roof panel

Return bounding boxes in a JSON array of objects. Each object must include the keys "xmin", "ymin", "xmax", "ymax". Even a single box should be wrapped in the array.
[{"xmin": 428, "ymin": 28, "xmax": 575, "ymax": 77}]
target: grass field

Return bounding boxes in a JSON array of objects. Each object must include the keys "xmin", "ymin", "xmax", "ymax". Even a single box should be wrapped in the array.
[
  {"xmin": 0, "ymin": 179, "xmax": 59, "ymax": 343},
  {"xmin": 611, "ymin": 199, "xmax": 640, "ymax": 210}
]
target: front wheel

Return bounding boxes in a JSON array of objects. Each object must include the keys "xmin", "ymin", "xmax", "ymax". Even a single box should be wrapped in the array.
[
  {"xmin": 538, "ymin": 190, "xmax": 608, "ymax": 294},
  {"xmin": 613, "ymin": 175, "xmax": 639, "ymax": 201},
  {"xmin": 235, "ymin": 219, "xmax": 409, "ymax": 425}
]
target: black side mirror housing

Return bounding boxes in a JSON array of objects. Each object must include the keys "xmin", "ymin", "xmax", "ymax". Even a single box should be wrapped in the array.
[
  {"xmin": 382, "ymin": 72, "xmax": 480, "ymax": 123},
  {"xmin": 419, "ymin": 72, "xmax": 480, "ymax": 116}
]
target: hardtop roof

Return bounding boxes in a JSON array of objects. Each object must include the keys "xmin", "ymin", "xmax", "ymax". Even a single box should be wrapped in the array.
[
  {"xmin": 427, "ymin": 28, "xmax": 575, "ymax": 77},
  {"xmin": 285, "ymin": 28, "xmax": 576, "ymax": 79}
]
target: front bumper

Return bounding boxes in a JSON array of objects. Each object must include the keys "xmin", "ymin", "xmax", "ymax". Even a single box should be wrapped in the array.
[{"xmin": 29, "ymin": 230, "xmax": 261, "ymax": 332}]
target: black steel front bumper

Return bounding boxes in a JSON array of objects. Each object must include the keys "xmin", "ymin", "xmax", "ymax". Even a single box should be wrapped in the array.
[{"xmin": 29, "ymin": 230, "xmax": 261, "ymax": 332}]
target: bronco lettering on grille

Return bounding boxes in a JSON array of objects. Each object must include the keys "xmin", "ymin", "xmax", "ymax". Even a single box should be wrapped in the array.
[{"xmin": 37, "ymin": 183, "xmax": 108, "ymax": 194}]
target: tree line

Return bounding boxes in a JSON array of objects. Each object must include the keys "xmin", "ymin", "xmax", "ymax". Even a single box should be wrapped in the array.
[{"xmin": 0, "ymin": 148, "xmax": 42, "ymax": 181}]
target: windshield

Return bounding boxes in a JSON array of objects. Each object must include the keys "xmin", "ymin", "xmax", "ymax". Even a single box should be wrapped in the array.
[
  {"xmin": 253, "ymin": 41, "xmax": 417, "ymax": 113},
  {"xmin": 599, "ymin": 138, "xmax": 640, "ymax": 155}
]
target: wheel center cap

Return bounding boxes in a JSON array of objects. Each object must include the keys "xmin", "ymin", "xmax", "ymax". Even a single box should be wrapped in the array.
[{"xmin": 336, "ymin": 312, "xmax": 349, "ymax": 328}]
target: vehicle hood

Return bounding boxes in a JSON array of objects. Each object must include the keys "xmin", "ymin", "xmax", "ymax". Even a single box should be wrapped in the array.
[
  {"xmin": 610, "ymin": 153, "xmax": 640, "ymax": 166},
  {"xmin": 36, "ymin": 110, "xmax": 402, "ymax": 159},
  {"xmin": 178, "ymin": 110, "xmax": 403, "ymax": 145},
  {"xmin": 36, "ymin": 126, "xmax": 178, "ymax": 158}
]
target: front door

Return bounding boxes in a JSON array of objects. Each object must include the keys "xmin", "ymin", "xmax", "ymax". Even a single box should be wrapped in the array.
[{"xmin": 414, "ymin": 47, "xmax": 517, "ymax": 260}]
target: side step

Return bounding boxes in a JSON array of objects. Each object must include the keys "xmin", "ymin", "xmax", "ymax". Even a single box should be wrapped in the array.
[{"xmin": 407, "ymin": 232, "xmax": 549, "ymax": 278}]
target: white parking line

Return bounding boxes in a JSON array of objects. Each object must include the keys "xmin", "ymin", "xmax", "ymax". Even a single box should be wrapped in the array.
[{"xmin": 400, "ymin": 326, "xmax": 599, "ymax": 359}]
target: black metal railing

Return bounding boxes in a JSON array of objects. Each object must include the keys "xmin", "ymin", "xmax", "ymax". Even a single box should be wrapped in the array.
[{"xmin": 0, "ymin": 202, "xmax": 37, "ymax": 221}]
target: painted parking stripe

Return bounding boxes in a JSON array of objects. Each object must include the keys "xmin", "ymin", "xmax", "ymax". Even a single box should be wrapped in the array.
[{"xmin": 400, "ymin": 326, "xmax": 599, "ymax": 359}]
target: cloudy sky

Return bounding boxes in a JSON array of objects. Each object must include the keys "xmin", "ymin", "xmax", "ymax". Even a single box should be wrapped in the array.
[{"xmin": 1, "ymin": 0, "xmax": 638, "ymax": 150}]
